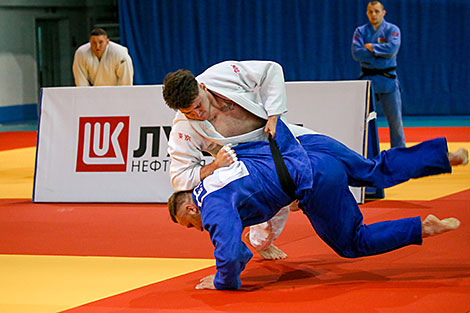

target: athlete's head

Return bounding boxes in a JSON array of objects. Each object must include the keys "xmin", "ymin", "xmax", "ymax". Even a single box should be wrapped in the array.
[
  {"xmin": 366, "ymin": 1, "xmax": 386, "ymax": 29},
  {"xmin": 168, "ymin": 190, "xmax": 203, "ymax": 231},
  {"xmin": 163, "ymin": 70, "xmax": 213, "ymax": 120},
  {"xmin": 89, "ymin": 28, "xmax": 109, "ymax": 59}
]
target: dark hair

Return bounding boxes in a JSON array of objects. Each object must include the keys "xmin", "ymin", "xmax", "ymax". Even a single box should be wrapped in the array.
[
  {"xmin": 168, "ymin": 190, "xmax": 192, "ymax": 223},
  {"xmin": 90, "ymin": 28, "xmax": 108, "ymax": 37},
  {"xmin": 162, "ymin": 69, "xmax": 199, "ymax": 110},
  {"xmin": 368, "ymin": 1, "xmax": 384, "ymax": 9}
]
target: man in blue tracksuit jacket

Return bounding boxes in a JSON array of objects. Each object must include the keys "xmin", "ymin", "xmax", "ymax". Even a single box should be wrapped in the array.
[
  {"xmin": 352, "ymin": 1, "xmax": 405, "ymax": 148},
  {"xmin": 168, "ymin": 120, "xmax": 466, "ymax": 290}
]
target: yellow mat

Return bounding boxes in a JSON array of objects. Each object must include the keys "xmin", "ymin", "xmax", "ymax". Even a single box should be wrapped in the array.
[
  {"xmin": 380, "ymin": 142, "xmax": 470, "ymax": 200},
  {"xmin": 1, "ymin": 147, "xmax": 216, "ymax": 313},
  {"xmin": 1, "ymin": 139, "xmax": 468, "ymax": 313},
  {"xmin": 0, "ymin": 254, "xmax": 215, "ymax": 313},
  {"xmin": 0, "ymin": 147, "xmax": 35, "ymax": 199},
  {"xmin": 1, "ymin": 144, "xmax": 468, "ymax": 201}
]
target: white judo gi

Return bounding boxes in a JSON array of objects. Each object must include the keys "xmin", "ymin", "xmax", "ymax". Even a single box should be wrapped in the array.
[
  {"xmin": 168, "ymin": 60, "xmax": 315, "ymax": 250},
  {"xmin": 73, "ymin": 41, "xmax": 134, "ymax": 86}
]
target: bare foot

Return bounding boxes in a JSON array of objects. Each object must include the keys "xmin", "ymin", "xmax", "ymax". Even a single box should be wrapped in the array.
[
  {"xmin": 448, "ymin": 148, "xmax": 468, "ymax": 166},
  {"xmin": 289, "ymin": 200, "xmax": 300, "ymax": 212},
  {"xmin": 422, "ymin": 214, "xmax": 461, "ymax": 238},
  {"xmin": 244, "ymin": 232, "xmax": 288, "ymax": 260},
  {"xmin": 257, "ymin": 244, "xmax": 287, "ymax": 260}
]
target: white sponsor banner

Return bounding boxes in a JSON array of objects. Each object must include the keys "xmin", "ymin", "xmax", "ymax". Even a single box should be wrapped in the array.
[
  {"xmin": 33, "ymin": 81, "xmax": 370, "ymax": 203},
  {"xmin": 34, "ymin": 85, "xmax": 177, "ymax": 202},
  {"xmin": 285, "ymin": 81, "xmax": 371, "ymax": 203}
]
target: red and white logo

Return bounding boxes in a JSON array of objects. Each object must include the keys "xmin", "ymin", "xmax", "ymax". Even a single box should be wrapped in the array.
[
  {"xmin": 231, "ymin": 64, "xmax": 240, "ymax": 73},
  {"xmin": 76, "ymin": 116, "xmax": 130, "ymax": 172}
]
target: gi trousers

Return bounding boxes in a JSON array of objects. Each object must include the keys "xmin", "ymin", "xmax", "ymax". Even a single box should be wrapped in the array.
[{"xmin": 297, "ymin": 135, "xmax": 451, "ymax": 258}]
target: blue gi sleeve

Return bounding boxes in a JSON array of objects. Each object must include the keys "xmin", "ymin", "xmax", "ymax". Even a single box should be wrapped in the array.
[
  {"xmin": 352, "ymin": 28, "xmax": 376, "ymax": 64},
  {"xmin": 372, "ymin": 25, "xmax": 401, "ymax": 58},
  {"xmin": 201, "ymin": 196, "xmax": 253, "ymax": 290}
]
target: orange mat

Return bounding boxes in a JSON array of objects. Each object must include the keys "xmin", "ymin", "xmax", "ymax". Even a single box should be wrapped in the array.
[
  {"xmin": 0, "ymin": 128, "xmax": 469, "ymax": 312},
  {"xmin": 378, "ymin": 126, "xmax": 470, "ymax": 142},
  {"xmin": 58, "ymin": 190, "xmax": 470, "ymax": 313},
  {"xmin": 1, "ymin": 128, "xmax": 467, "ymax": 151},
  {"xmin": 0, "ymin": 200, "xmax": 214, "ymax": 259},
  {"xmin": 0, "ymin": 131, "xmax": 37, "ymax": 151}
]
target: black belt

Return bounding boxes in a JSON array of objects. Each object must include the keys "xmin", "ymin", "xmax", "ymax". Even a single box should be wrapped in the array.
[
  {"xmin": 359, "ymin": 67, "xmax": 396, "ymax": 80},
  {"xmin": 268, "ymin": 134, "xmax": 296, "ymax": 200}
]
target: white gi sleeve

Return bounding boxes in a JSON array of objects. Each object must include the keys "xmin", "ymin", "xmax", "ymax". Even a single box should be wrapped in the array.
[
  {"xmin": 116, "ymin": 47, "xmax": 134, "ymax": 85},
  {"xmin": 168, "ymin": 118, "xmax": 218, "ymax": 190},
  {"xmin": 72, "ymin": 48, "xmax": 91, "ymax": 86},
  {"xmin": 199, "ymin": 60, "xmax": 288, "ymax": 118},
  {"xmin": 234, "ymin": 60, "xmax": 288, "ymax": 117}
]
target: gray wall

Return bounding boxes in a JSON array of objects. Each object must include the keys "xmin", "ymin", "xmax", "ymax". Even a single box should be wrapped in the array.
[{"xmin": 0, "ymin": 0, "xmax": 117, "ymax": 110}]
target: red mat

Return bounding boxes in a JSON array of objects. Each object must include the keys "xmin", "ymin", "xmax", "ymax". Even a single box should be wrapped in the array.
[
  {"xmin": 0, "ymin": 131, "xmax": 37, "ymax": 151},
  {"xmin": 57, "ymin": 190, "xmax": 470, "ymax": 313},
  {"xmin": 1, "ymin": 129, "xmax": 469, "ymax": 312},
  {"xmin": 1, "ymin": 191, "xmax": 468, "ymax": 313},
  {"xmin": 0, "ymin": 201, "xmax": 214, "ymax": 258},
  {"xmin": 0, "ymin": 128, "xmax": 467, "ymax": 152},
  {"xmin": 378, "ymin": 126, "xmax": 470, "ymax": 142}
]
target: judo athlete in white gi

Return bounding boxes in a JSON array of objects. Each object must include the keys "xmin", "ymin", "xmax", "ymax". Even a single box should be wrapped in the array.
[
  {"xmin": 168, "ymin": 119, "xmax": 467, "ymax": 290},
  {"xmin": 352, "ymin": 1, "xmax": 405, "ymax": 148},
  {"xmin": 73, "ymin": 28, "xmax": 134, "ymax": 86},
  {"xmin": 163, "ymin": 60, "xmax": 315, "ymax": 260}
]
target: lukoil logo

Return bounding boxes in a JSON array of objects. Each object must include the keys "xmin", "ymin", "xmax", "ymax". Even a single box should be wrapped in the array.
[{"xmin": 76, "ymin": 116, "xmax": 130, "ymax": 172}]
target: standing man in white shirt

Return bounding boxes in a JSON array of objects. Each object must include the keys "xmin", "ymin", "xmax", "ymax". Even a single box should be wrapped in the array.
[{"xmin": 73, "ymin": 28, "xmax": 134, "ymax": 86}]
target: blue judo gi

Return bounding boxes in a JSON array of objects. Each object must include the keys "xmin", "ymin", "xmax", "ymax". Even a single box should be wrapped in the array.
[
  {"xmin": 352, "ymin": 19, "xmax": 406, "ymax": 148},
  {"xmin": 192, "ymin": 120, "xmax": 452, "ymax": 289}
]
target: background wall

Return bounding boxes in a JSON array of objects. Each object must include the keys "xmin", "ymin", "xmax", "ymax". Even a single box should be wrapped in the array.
[
  {"xmin": 1, "ymin": 0, "xmax": 468, "ymax": 123},
  {"xmin": 0, "ymin": 0, "xmax": 118, "ymax": 122},
  {"xmin": 119, "ymin": 0, "xmax": 470, "ymax": 117}
]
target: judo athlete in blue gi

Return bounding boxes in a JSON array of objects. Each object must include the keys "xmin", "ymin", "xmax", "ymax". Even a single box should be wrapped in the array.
[
  {"xmin": 168, "ymin": 120, "xmax": 467, "ymax": 290},
  {"xmin": 352, "ymin": 1, "xmax": 405, "ymax": 148}
]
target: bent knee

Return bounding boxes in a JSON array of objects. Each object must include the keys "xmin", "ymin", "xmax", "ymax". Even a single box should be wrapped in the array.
[
  {"xmin": 249, "ymin": 235, "xmax": 273, "ymax": 251},
  {"xmin": 332, "ymin": 242, "xmax": 366, "ymax": 258},
  {"xmin": 249, "ymin": 225, "xmax": 275, "ymax": 251}
]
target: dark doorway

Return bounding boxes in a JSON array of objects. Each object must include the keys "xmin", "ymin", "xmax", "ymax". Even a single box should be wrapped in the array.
[{"xmin": 36, "ymin": 19, "xmax": 62, "ymax": 88}]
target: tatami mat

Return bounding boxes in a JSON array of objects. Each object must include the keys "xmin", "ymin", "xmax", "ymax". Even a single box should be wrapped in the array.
[{"xmin": 0, "ymin": 128, "xmax": 469, "ymax": 313}]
